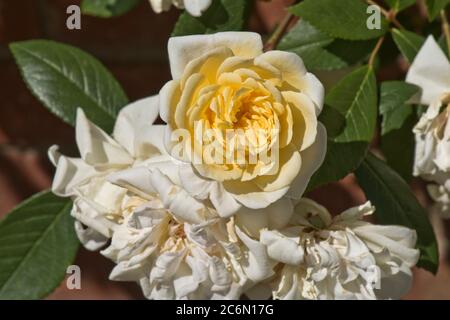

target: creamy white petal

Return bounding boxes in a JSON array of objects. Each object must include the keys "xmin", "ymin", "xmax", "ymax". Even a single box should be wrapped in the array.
[
  {"xmin": 149, "ymin": 168, "xmax": 209, "ymax": 224},
  {"xmin": 260, "ymin": 229, "xmax": 304, "ymax": 266},
  {"xmin": 353, "ymin": 224, "xmax": 419, "ymax": 266},
  {"xmin": 74, "ymin": 221, "xmax": 108, "ymax": 251},
  {"xmin": 168, "ymin": 32, "xmax": 263, "ymax": 79},
  {"xmin": 286, "ymin": 123, "xmax": 327, "ymax": 199},
  {"xmin": 113, "ymin": 95, "xmax": 166, "ymax": 158},
  {"xmin": 235, "ymin": 226, "xmax": 274, "ymax": 282},
  {"xmin": 209, "ymin": 182, "xmax": 243, "ymax": 217},
  {"xmin": 75, "ymin": 109, "xmax": 133, "ymax": 167},
  {"xmin": 71, "ymin": 199, "xmax": 112, "ymax": 238},
  {"xmin": 256, "ymin": 51, "xmax": 324, "ymax": 113},
  {"xmin": 108, "ymin": 167, "xmax": 157, "ymax": 196},
  {"xmin": 48, "ymin": 145, "xmax": 97, "ymax": 197},
  {"xmin": 282, "ymin": 91, "xmax": 318, "ymax": 151},
  {"xmin": 302, "ymin": 73, "xmax": 325, "ymax": 114},
  {"xmin": 254, "ymin": 146, "xmax": 302, "ymax": 192},
  {"xmin": 183, "ymin": 0, "xmax": 212, "ymax": 17},
  {"xmin": 406, "ymin": 36, "xmax": 450, "ymax": 105},
  {"xmin": 159, "ymin": 80, "xmax": 180, "ymax": 124},
  {"xmin": 235, "ymin": 197, "xmax": 293, "ymax": 239},
  {"xmin": 179, "ymin": 164, "xmax": 242, "ymax": 216},
  {"xmin": 227, "ymin": 183, "xmax": 290, "ymax": 210},
  {"xmin": 256, "ymin": 50, "xmax": 307, "ymax": 82}
]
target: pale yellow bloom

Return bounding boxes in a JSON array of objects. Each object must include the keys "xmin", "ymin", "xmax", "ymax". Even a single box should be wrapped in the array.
[{"xmin": 160, "ymin": 32, "xmax": 327, "ymax": 217}]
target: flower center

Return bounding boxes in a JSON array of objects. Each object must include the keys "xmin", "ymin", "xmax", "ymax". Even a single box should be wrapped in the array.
[{"xmin": 204, "ymin": 84, "xmax": 277, "ymax": 133}]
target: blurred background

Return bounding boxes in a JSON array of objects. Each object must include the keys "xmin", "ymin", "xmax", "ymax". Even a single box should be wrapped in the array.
[{"xmin": 0, "ymin": 0, "xmax": 449, "ymax": 299}]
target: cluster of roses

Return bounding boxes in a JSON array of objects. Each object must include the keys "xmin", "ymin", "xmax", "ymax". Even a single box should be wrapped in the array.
[{"xmin": 49, "ymin": 32, "xmax": 420, "ymax": 300}]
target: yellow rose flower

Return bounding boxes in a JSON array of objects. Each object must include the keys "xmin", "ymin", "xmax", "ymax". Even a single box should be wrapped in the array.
[{"xmin": 160, "ymin": 32, "xmax": 327, "ymax": 217}]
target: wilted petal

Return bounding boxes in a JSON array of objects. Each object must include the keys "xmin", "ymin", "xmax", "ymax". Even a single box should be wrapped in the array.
[{"xmin": 260, "ymin": 228, "xmax": 304, "ymax": 266}]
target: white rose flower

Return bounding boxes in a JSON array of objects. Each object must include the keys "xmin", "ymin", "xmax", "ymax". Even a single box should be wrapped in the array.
[
  {"xmin": 160, "ymin": 32, "xmax": 327, "ymax": 217},
  {"xmin": 48, "ymin": 94, "xmax": 275, "ymax": 299},
  {"xmin": 260, "ymin": 199, "xmax": 419, "ymax": 300},
  {"xmin": 148, "ymin": 0, "xmax": 212, "ymax": 17},
  {"xmin": 105, "ymin": 166, "xmax": 274, "ymax": 299},
  {"xmin": 406, "ymin": 36, "xmax": 450, "ymax": 217},
  {"xmin": 48, "ymin": 96, "xmax": 167, "ymax": 250}
]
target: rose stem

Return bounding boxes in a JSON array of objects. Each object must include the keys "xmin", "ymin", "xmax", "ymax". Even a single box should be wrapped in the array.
[
  {"xmin": 368, "ymin": 36, "xmax": 385, "ymax": 67},
  {"xmin": 263, "ymin": 12, "xmax": 297, "ymax": 52}
]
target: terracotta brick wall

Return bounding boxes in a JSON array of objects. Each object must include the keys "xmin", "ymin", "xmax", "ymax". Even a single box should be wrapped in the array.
[
  {"xmin": 0, "ymin": 0, "xmax": 449, "ymax": 299},
  {"xmin": 0, "ymin": 0, "xmax": 180, "ymax": 299}
]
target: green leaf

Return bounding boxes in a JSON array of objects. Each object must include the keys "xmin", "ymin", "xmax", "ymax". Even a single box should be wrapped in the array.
[
  {"xmin": 290, "ymin": 0, "xmax": 389, "ymax": 40},
  {"xmin": 308, "ymin": 141, "xmax": 368, "ymax": 190},
  {"xmin": 355, "ymin": 153, "xmax": 439, "ymax": 274},
  {"xmin": 325, "ymin": 39, "xmax": 375, "ymax": 66},
  {"xmin": 425, "ymin": 0, "xmax": 450, "ymax": 21},
  {"xmin": 0, "ymin": 192, "xmax": 79, "ymax": 299},
  {"xmin": 380, "ymin": 81, "xmax": 419, "ymax": 135},
  {"xmin": 81, "ymin": 0, "xmax": 142, "ymax": 18},
  {"xmin": 10, "ymin": 40, "xmax": 128, "ymax": 133},
  {"xmin": 290, "ymin": 47, "xmax": 349, "ymax": 71},
  {"xmin": 172, "ymin": 0, "xmax": 250, "ymax": 36},
  {"xmin": 392, "ymin": 28, "xmax": 426, "ymax": 63},
  {"xmin": 308, "ymin": 66, "xmax": 377, "ymax": 191},
  {"xmin": 277, "ymin": 20, "xmax": 345, "ymax": 71},
  {"xmin": 278, "ymin": 20, "xmax": 373, "ymax": 70},
  {"xmin": 278, "ymin": 20, "xmax": 334, "ymax": 51},
  {"xmin": 381, "ymin": 113, "xmax": 416, "ymax": 182},
  {"xmin": 318, "ymin": 104, "xmax": 346, "ymax": 139},
  {"xmin": 385, "ymin": 0, "xmax": 416, "ymax": 12},
  {"xmin": 379, "ymin": 81, "xmax": 419, "ymax": 182},
  {"xmin": 327, "ymin": 66, "xmax": 377, "ymax": 143}
]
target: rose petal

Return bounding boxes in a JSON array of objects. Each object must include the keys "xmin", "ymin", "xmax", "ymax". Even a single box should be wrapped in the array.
[
  {"xmin": 183, "ymin": 0, "xmax": 212, "ymax": 17},
  {"xmin": 406, "ymin": 36, "xmax": 450, "ymax": 105},
  {"xmin": 260, "ymin": 228, "xmax": 304, "ymax": 265},
  {"xmin": 113, "ymin": 95, "xmax": 165, "ymax": 158},
  {"xmin": 168, "ymin": 32, "xmax": 263, "ymax": 79},
  {"xmin": 74, "ymin": 221, "xmax": 108, "ymax": 251},
  {"xmin": 75, "ymin": 108, "xmax": 133, "ymax": 167},
  {"xmin": 282, "ymin": 91, "xmax": 318, "ymax": 151},
  {"xmin": 235, "ymin": 226, "xmax": 274, "ymax": 282},
  {"xmin": 48, "ymin": 145, "xmax": 97, "ymax": 197},
  {"xmin": 224, "ymin": 179, "xmax": 289, "ymax": 209},
  {"xmin": 254, "ymin": 145, "xmax": 302, "ymax": 192},
  {"xmin": 257, "ymin": 51, "xmax": 324, "ymax": 112},
  {"xmin": 286, "ymin": 122, "xmax": 327, "ymax": 199}
]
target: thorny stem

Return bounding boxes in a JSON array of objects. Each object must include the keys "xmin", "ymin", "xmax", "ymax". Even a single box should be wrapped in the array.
[
  {"xmin": 366, "ymin": 0, "xmax": 405, "ymax": 30},
  {"xmin": 368, "ymin": 36, "xmax": 385, "ymax": 66},
  {"xmin": 441, "ymin": 10, "xmax": 450, "ymax": 58},
  {"xmin": 264, "ymin": 12, "xmax": 297, "ymax": 51}
]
